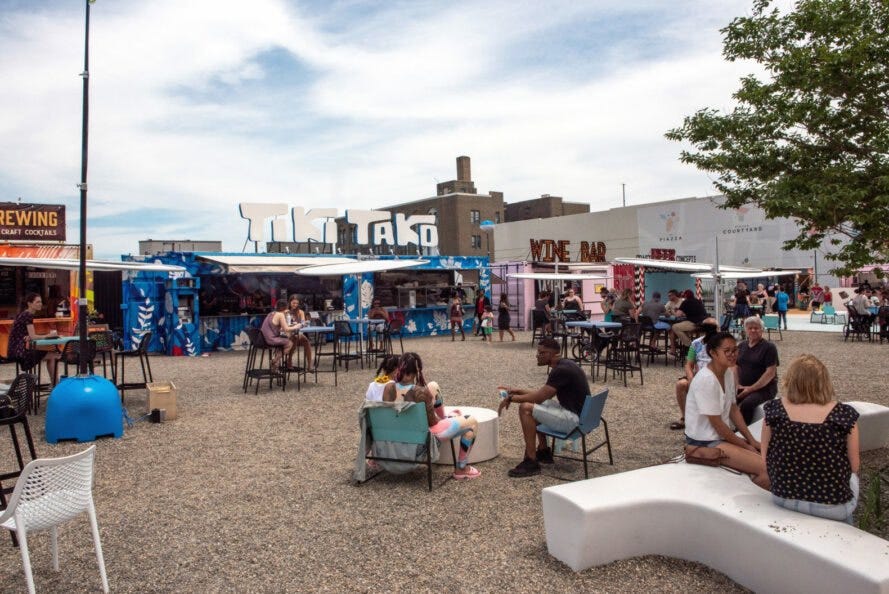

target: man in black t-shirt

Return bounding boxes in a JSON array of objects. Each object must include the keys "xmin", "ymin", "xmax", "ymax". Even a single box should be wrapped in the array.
[
  {"xmin": 671, "ymin": 291, "xmax": 709, "ymax": 348},
  {"xmin": 736, "ymin": 316, "xmax": 779, "ymax": 424},
  {"xmin": 498, "ymin": 338, "xmax": 589, "ymax": 477}
]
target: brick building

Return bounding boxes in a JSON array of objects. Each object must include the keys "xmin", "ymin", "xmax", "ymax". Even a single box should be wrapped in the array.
[
  {"xmin": 504, "ymin": 194, "xmax": 589, "ymax": 222},
  {"xmin": 335, "ymin": 156, "xmax": 505, "ymax": 257},
  {"xmin": 270, "ymin": 155, "xmax": 590, "ymax": 257}
]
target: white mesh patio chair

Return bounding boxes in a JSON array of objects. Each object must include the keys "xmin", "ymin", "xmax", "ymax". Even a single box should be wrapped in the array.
[{"xmin": 0, "ymin": 445, "xmax": 108, "ymax": 594}]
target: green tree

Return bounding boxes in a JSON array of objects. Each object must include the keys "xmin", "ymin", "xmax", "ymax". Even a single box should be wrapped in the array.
[{"xmin": 666, "ymin": 0, "xmax": 889, "ymax": 276}]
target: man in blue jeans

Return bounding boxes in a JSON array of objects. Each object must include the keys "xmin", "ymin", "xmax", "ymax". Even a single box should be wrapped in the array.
[
  {"xmin": 498, "ymin": 338, "xmax": 589, "ymax": 477},
  {"xmin": 775, "ymin": 284, "xmax": 790, "ymax": 330}
]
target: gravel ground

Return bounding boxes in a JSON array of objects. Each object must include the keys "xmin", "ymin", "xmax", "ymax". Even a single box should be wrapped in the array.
[{"xmin": 0, "ymin": 329, "xmax": 886, "ymax": 593}]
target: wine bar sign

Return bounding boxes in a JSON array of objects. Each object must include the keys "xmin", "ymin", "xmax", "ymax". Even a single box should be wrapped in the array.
[
  {"xmin": 529, "ymin": 239, "xmax": 607, "ymax": 263},
  {"xmin": 0, "ymin": 203, "xmax": 66, "ymax": 241}
]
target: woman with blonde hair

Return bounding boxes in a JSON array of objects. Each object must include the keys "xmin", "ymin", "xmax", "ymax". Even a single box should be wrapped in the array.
[{"xmin": 761, "ymin": 355, "xmax": 860, "ymax": 523}]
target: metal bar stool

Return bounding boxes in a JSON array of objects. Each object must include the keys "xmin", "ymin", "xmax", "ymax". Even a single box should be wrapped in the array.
[
  {"xmin": 242, "ymin": 328, "xmax": 286, "ymax": 394},
  {"xmin": 114, "ymin": 331, "xmax": 154, "ymax": 401},
  {"xmin": 334, "ymin": 321, "xmax": 363, "ymax": 372}
]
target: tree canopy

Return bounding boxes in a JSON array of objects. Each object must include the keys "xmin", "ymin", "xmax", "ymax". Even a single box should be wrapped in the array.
[{"xmin": 666, "ymin": 0, "xmax": 889, "ymax": 276}]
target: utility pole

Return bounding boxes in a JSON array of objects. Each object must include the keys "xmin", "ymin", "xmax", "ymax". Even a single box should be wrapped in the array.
[{"xmin": 622, "ymin": 183, "xmax": 626, "ymax": 208}]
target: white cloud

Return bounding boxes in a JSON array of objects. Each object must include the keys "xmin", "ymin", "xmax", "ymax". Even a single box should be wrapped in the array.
[{"xmin": 0, "ymin": 0, "xmax": 762, "ymax": 257}]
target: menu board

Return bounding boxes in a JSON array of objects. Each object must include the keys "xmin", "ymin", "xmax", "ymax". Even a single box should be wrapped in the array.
[{"xmin": 0, "ymin": 267, "xmax": 16, "ymax": 305}]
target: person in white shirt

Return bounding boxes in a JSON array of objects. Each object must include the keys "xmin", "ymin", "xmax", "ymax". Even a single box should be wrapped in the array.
[
  {"xmin": 365, "ymin": 355, "xmax": 399, "ymax": 401},
  {"xmin": 684, "ymin": 331, "xmax": 769, "ymax": 489},
  {"xmin": 670, "ymin": 322, "xmax": 718, "ymax": 431}
]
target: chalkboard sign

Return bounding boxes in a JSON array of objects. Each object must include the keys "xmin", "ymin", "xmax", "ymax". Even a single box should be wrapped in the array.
[{"xmin": 0, "ymin": 267, "xmax": 16, "ymax": 305}]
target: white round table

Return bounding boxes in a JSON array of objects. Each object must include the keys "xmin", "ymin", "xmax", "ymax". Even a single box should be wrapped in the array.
[{"xmin": 434, "ymin": 406, "xmax": 499, "ymax": 465}]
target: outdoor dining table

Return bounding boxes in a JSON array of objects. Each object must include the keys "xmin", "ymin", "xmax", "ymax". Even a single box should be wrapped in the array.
[
  {"xmin": 298, "ymin": 326, "xmax": 335, "ymax": 378},
  {"xmin": 565, "ymin": 321, "xmax": 623, "ymax": 331},
  {"xmin": 565, "ymin": 320, "xmax": 623, "ymax": 357},
  {"xmin": 31, "ymin": 336, "xmax": 80, "ymax": 349}
]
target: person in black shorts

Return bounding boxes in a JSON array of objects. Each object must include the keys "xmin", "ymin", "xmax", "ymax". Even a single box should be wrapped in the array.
[{"xmin": 498, "ymin": 338, "xmax": 589, "ymax": 477}]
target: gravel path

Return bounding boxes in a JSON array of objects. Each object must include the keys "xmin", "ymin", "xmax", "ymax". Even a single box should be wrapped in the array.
[{"xmin": 0, "ymin": 330, "xmax": 885, "ymax": 593}]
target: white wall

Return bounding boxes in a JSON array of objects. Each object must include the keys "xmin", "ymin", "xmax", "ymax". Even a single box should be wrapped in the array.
[{"xmin": 495, "ymin": 195, "xmax": 844, "ymax": 285}]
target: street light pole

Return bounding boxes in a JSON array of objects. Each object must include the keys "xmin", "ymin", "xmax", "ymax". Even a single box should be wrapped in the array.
[
  {"xmin": 77, "ymin": 0, "xmax": 95, "ymax": 375},
  {"xmin": 480, "ymin": 220, "xmax": 495, "ymax": 261}
]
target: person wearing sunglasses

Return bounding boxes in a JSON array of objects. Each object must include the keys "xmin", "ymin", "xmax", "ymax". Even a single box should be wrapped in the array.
[{"xmin": 684, "ymin": 331, "xmax": 769, "ymax": 489}]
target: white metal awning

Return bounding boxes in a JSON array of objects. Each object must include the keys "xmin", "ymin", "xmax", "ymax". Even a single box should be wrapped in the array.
[
  {"xmin": 0, "ymin": 257, "xmax": 186, "ymax": 272},
  {"xmin": 296, "ymin": 259, "xmax": 428, "ymax": 276},
  {"xmin": 508, "ymin": 272, "xmax": 607, "ymax": 281},
  {"xmin": 195, "ymin": 254, "xmax": 356, "ymax": 273},
  {"xmin": 531, "ymin": 262, "xmax": 610, "ymax": 271},
  {"xmin": 612, "ymin": 257, "xmax": 760, "ymax": 273},
  {"xmin": 691, "ymin": 269, "xmax": 801, "ymax": 280}
]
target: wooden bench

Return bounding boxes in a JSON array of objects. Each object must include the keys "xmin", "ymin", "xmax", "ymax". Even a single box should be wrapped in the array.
[{"xmin": 541, "ymin": 402, "xmax": 889, "ymax": 592}]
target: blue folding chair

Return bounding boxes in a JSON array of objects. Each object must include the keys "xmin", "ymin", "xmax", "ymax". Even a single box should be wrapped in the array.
[
  {"xmin": 361, "ymin": 404, "xmax": 456, "ymax": 491},
  {"xmin": 536, "ymin": 390, "xmax": 613, "ymax": 480},
  {"xmin": 763, "ymin": 314, "xmax": 783, "ymax": 341}
]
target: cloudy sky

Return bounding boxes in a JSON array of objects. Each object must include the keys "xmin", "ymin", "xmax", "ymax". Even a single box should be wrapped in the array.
[{"xmin": 0, "ymin": 0, "xmax": 768, "ymax": 258}]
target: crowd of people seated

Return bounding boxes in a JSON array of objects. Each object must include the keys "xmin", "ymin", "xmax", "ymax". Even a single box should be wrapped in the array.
[
  {"xmin": 374, "ymin": 296, "xmax": 858, "ymax": 524},
  {"xmin": 356, "ymin": 329, "xmax": 859, "ymax": 525},
  {"xmin": 675, "ymin": 315, "xmax": 860, "ymax": 523}
]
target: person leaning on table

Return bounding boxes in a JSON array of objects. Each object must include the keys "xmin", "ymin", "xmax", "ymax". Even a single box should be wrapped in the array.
[
  {"xmin": 684, "ymin": 331, "xmax": 769, "ymax": 489},
  {"xmin": 497, "ymin": 338, "xmax": 589, "ymax": 478},
  {"xmin": 670, "ymin": 289, "xmax": 709, "ymax": 352},
  {"xmin": 7, "ymin": 292, "xmax": 61, "ymax": 385}
]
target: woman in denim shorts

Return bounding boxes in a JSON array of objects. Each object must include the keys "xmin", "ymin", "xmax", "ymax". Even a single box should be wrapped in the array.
[{"xmin": 684, "ymin": 332, "xmax": 769, "ymax": 489}]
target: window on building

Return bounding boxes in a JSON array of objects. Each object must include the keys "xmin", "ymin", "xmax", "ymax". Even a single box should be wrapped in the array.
[
  {"xmin": 471, "ymin": 235, "xmax": 482, "ymax": 248},
  {"xmin": 470, "ymin": 210, "xmax": 480, "ymax": 224},
  {"xmin": 495, "ymin": 211, "xmax": 501, "ymax": 223}
]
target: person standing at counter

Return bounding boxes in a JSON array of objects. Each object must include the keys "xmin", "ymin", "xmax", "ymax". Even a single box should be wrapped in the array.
[
  {"xmin": 473, "ymin": 291, "xmax": 491, "ymax": 337},
  {"xmin": 449, "ymin": 296, "xmax": 465, "ymax": 341},
  {"xmin": 8, "ymin": 292, "xmax": 61, "ymax": 384}
]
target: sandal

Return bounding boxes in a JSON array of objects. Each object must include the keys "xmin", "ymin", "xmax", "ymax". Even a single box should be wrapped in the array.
[
  {"xmin": 453, "ymin": 466, "xmax": 481, "ymax": 480},
  {"xmin": 669, "ymin": 421, "xmax": 685, "ymax": 431}
]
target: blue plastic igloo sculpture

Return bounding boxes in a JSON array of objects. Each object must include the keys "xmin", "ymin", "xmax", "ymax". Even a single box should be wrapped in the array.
[{"xmin": 45, "ymin": 375, "xmax": 123, "ymax": 443}]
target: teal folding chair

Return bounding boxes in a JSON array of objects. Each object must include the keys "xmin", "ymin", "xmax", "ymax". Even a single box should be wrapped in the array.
[
  {"xmin": 821, "ymin": 303, "xmax": 837, "ymax": 324},
  {"xmin": 536, "ymin": 390, "xmax": 613, "ymax": 480},
  {"xmin": 763, "ymin": 314, "xmax": 783, "ymax": 340},
  {"xmin": 362, "ymin": 404, "xmax": 456, "ymax": 491}
]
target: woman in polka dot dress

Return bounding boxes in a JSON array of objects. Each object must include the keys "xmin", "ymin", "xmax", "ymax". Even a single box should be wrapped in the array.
[{"xmin": 761, "ymin": 354, "xmax": 860, "ymax": 523}]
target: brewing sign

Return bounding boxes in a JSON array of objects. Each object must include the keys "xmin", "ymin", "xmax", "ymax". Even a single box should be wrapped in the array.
[{"xmin": 0, "ymin": 203, "xmax": 66, "ymax": 241}]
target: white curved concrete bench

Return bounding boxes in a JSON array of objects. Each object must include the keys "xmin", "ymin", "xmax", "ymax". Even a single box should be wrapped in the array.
[
  {"xmin": 542, "ymin": 401, "xmax": 889, "ymax": 593},
  {"xmin": 746, "ymin": 401, "xmax": 889, "ymax": 451},
  {"xmin": 542, "ymin": 464, "xmax": 889, "ymax": 592}
]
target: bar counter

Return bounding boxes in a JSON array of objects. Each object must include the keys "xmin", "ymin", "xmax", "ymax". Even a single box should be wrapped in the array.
[
  {"xmin": 0, "ymin": 317, "xmax": 75, "ymax": 359},
  {"xmin": 199, "ymin": 313, "xmax": 265, "ymax": 352}
]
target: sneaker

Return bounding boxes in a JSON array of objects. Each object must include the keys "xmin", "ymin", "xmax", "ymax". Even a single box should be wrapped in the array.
[
  {"xmin": 508, "ymin": 457, "xmax": 541, "ymax": 477},
  {"xmin": 536, "ymin": 447, "xmax": 554, "ymax": 464}
]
